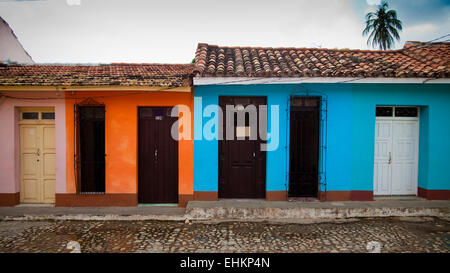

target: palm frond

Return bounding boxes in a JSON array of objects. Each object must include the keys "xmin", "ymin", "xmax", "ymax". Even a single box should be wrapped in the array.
[{"xmin": 362, "ymin": 1, "xmax": 402, "ymax": 50}]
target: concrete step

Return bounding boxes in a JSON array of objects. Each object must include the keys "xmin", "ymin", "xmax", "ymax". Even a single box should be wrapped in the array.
[
  {"xmin": 0, "ymin": 206, "xmax": 186, "ymax": 221},
  {"xmin": 1, "ymin": 200, "xmax": 448, "ymax": 221},
  {"xmin": 185, "ymin": 200, "xmax": 450, "ymax": 220}
]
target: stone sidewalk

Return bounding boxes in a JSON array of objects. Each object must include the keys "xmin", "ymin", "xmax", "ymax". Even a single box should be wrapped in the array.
[{"xmin": 0, "ymin": 199, "xmax": 448, "ymax": 221}]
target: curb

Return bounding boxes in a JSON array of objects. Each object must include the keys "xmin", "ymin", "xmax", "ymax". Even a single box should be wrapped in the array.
[{"xmin": 184, "ymin": 206, "xmax": 450, "ymax": 221}]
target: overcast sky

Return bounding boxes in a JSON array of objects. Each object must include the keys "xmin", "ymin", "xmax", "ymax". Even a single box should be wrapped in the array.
[{"xmin": 0, "ymin": 0, "xmax": 449, "ymax": 64}]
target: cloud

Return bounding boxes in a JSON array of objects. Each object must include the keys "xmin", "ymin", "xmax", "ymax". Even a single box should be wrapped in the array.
[
  {"xmin": 0, "ymin": 0, "xmax": 448, "ymax": 63},
  {"xmin": 404, "ymin": 23, "xmax": 437, "ymax": 35},
  {"xmin": 366, "ymin": 0, "xmax": 381, "ymax": 6},
  {"xmin": 279, "ymin": 0, "xmax": 368, "ymax": 50}
]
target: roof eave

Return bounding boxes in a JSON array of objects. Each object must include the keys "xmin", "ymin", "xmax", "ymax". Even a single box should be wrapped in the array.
[
  {"xmin": 0, "ymin": 85, "xmax": 191, "ymax": 92},
  {"xmin": 193, "ymin": 76, "xmax": 450, "ymax": 85}
]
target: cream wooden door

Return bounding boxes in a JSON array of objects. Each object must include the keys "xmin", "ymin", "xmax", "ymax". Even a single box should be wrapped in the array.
[{"xmin": 20, "ymin": 110, "xmax": 55, "ymax": 203}]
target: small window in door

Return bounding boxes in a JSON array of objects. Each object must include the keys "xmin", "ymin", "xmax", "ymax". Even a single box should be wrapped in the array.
[
  {"xmin": 22, "ymin": 112, "xmax": 39, "ymax": 120},
  {"xmin": 291, "ymin": 97, "xmax": 319, "ymax": 107},
  {"xmin": 376, "ymin": 107, "xmax": 393, "ymax": 117},
  {"xmin": 42, "ymin": 112, "xmax": 55, "ymax": 119},
  {"xmin": 395, "ymin": 107, "xmax": 418, "ymax": 117}
]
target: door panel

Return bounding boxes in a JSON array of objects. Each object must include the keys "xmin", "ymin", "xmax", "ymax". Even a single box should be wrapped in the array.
[
  {"xmin": 41, "ymin": 125, "xmax": 55, "ymax": 203},
  {"xmin": 22, "ymin": 154, "xmax": 38, "ymax": 176},
  {"xmin": 43, "ymin": 179, "xmax": 56, "ymax": 201},
  {"xmin": 22, "ymin": 179, "xmax": 39, "ymax": 202},
  {"xmin": 391, "ymin": 121, "xmax": 417, "ymax": 195},
  {"xmin": 373, "ymin": 119, "xmax": 418, "ymax": 195},
  {"xmin": 289, "ymin": 97, "xmax": 320, "ymax": 197},
  {"xmin": 138, "ymin": 107, "xmax": 178, "ymax": 203},
  {"xmin": 20, "ymin": 125, "xmax": 40, "ymax": 202},
  {"xmin": 373, "ymin": 121, "xmax": 393, "ymax": 195},
  {"xmin": 20, "ymin": 123, "xmax": 55, "ymax": 203},
  {"xmin": 219, "ymin": 97, "xmax": 266, "ymax": 199}
]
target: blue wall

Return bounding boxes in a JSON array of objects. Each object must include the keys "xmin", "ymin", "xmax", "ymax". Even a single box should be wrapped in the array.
[
  {"xmin": 193, "ymin": 83, "xmax": 450, "ymax": 194},
  {"xmin": 351, "ymin": 84, "xmax": 450, "ymax": 191}
]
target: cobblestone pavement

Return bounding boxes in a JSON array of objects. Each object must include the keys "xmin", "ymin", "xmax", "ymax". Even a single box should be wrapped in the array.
[{"xmin": 0, "ymin": 217, "xmax": 448, "ymax": 253}]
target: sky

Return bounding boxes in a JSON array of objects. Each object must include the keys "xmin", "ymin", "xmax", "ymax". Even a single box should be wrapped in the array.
[{"xmin": 0, "ymin": 0, "xmax": 449, "ymax": 64}]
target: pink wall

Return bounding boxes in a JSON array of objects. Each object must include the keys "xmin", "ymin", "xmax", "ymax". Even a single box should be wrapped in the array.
[{"xmin": 0, "ymin": 91, "xmax": 66, "ymax": 194}]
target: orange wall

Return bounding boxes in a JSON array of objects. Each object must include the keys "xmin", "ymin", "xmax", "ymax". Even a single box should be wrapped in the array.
[{"xmin": 65, "ymin": 91, "xmax": 194, "ymax": 195}]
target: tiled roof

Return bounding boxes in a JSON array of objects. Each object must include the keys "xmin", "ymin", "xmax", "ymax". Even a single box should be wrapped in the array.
[
  {"xmin": 194, "ymin": 42, "xmax": 450, "ymax": 78},
  {"xmin": 0, "ymin": 63, "xmax": 194, "ymax": 87},
  {"xmin": 402, "ymin": 41, "xmax": 450, "ymax": 68}
]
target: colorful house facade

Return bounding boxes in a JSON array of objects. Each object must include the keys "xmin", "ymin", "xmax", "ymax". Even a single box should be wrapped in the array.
[
  {"xmin": 0, "ymin": 64, "xmax": 195, "ymax": 206},
  {"xmin": 0, "ymin": 41, "xmax": 449, "ymax": 207},
  {"xmin": 192, "ymin": 42, "xmax": 450, "ymax": 201}
]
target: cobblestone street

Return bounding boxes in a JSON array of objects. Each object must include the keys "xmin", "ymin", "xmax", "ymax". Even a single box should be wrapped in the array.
[{"xmin": 0, "ymin": 217, "xmax": 448, "ymax": 253}]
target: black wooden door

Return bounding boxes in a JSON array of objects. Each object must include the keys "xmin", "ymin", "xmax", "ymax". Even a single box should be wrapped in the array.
[
  {"xmin": 289, "ymin": 97, "xmax": 320, "ymax": 197},
  {"xmin": 138, "ymin": 107, "xmax": 178, "ymax": 203},
  {"xmin": 219, "ymin": 97, "xmax": 266, "ymax": 198},
  {"xmin": 79, "ymin": 106, "xmax": 105, "ymax": 193}
]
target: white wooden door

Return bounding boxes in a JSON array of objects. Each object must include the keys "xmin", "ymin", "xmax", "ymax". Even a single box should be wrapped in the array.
[
  {"xmin": 373, "ymin": 118, "xmax": 418, "ymax": 195},
  {"xmin": 373, "ymin": 121, "xmax": 393, "ymax": 195},
  {"xmin": 391, "ymin": 121, "xmax": 418, "ymax": 195}
]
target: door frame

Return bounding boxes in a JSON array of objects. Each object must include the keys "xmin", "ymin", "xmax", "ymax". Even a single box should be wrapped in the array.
[
  {"xmin": 137, "ymin": 106, "xmax": 179, "ymax": 204},
  {"xmin": 374, "ymin": 106, "xmax": 420, "ymax": 196},
  {"xmin": 218, "ymin": 96, "xmax": 267, "ymax": 199},
  {"xmin": 18, "ymin": 107, "xmax": 56, "ymax": 204}
]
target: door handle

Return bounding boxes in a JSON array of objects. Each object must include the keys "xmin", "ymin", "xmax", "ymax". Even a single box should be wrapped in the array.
[
  {"xmin": 37, "ymin": 148, "xmax": 40, "ymax": 156},
  {"xmin": 388, "ymin": 152, "xmax": 391, "ymax": 165},
  {"xmin": 154, "ymin": 148, "xmax": 158, "ymax": 159},
  {"xmin": 253, "ymin": 152, "xmax": 256, "ymax": 158}
]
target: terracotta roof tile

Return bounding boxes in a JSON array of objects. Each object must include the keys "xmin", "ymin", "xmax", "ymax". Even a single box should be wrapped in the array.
[
  {"xmin": 0, "ymin": 63, "xmax": 194, "ymax": 87},
  {"xmin": 194, "ymin": 42, "xmax": 450, "ymax": 78}
]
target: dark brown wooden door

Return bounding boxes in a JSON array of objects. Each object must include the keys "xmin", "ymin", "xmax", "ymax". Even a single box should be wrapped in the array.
[
  {"xmin": 219, "ymin": 97, "xmax": 266, "ymax": 198},
  {"xmin": 289, "ymin": 97, "xmax": 320, "ymax": 197},
  {"xmin": 79, "ymin": 106, "xmax": 105, "ymax": 193},
  {"xmin": 138, "ymin": 107, "xmax": 178, "ymax": 203}
]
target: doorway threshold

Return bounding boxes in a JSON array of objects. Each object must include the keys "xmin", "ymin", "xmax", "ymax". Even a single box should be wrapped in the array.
[
  {"xmin": 288, "ymin": 197, "xmax": 320, "ymax": 202},
  {"xmin": 138, "ymin": 203, "xmax": 178, "ymax": 207},
  {"xmin": 218, "ymin": 199, "xmax": 266, "ymax": 203},
  {"xmin": 374, "ymin": 195, "xmax": 425, "ymax": 201},
  {"xmin": 16, "ymin": 203, "xmax": 55, "ymax": 208}
]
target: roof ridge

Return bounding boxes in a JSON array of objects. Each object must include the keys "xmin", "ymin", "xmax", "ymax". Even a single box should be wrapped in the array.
[
  {"xmin": 197, "ymin": 42, "xmax": 402, "ymax": 54},
  {"xmin": 1, "ymin": 63, "xmax": 194, "ymax": 67}
]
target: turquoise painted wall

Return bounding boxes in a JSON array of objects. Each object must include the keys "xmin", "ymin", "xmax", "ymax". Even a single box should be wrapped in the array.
[
  {"xmin": 351, "ymin": 84, "xmax": 450, "ymax": 191},
  {"xmin": 193, "ymin": 83, "xmax": 450, "ymax": 193}
]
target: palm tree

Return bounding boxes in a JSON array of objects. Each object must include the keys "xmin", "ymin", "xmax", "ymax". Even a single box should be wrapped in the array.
[{"xmin": 363, "ymin": 1, "xmax": 402, "ymax": 50}]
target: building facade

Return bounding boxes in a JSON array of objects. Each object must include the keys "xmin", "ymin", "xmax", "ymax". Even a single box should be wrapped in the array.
[
  {"xmin": 0, "ymin": 42, "xmax": 449, "ymax": 207},
  {"xmin": 192, "ymin": 42, "xmax": 450, "ymax": 201},
  {"xmin": 0, "ymin": 64, "xmax": 195, "ymax": 206}
]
